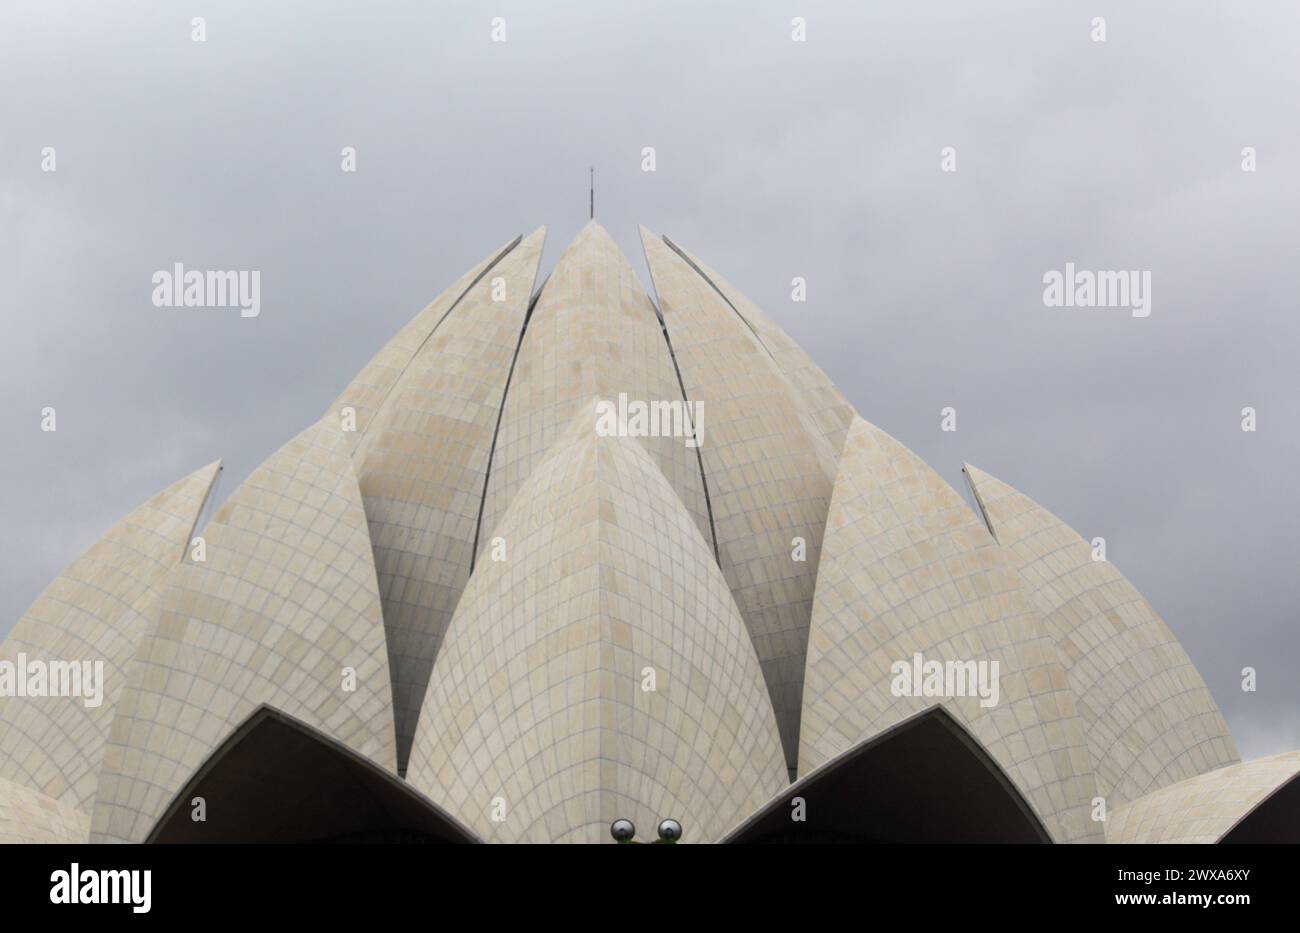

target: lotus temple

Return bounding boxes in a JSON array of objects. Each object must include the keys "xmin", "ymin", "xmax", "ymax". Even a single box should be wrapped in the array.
[{"xmin": 1, "ymin": 222, "xmax": 1296, "ymax": 844}]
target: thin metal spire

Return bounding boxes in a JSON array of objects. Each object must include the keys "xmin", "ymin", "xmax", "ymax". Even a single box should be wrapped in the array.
[{"xmin": 589, "ymin": 166, "xmax": 594, "ymax": 220}]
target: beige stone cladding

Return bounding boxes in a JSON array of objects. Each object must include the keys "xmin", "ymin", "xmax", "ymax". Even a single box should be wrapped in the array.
[
  {"xmin": 640, "ymin": 226, "xmax": 837, "ymax": 771},
  {"xmin": 407, "ymin": 405, "xmax": 788, "ymax": 843},
  {"xmin": 661, "ymin": 236, "xmax": 857, "ymax": 457},
  {"xmin": 963, "ymin": 464, "xmax": 1239, "ymax": 810},
  {"xmin": 330, "ymin": 234, "xmax": 521, "ymax": 451},
  {"xmin": 89, "ymin": 418, "xmax": 394, "ymax": 842},
  {"xmin": 1108, "ymin": 751, "xmax": 1300, "ymax": 843},
  {"xmin": 1, "ymin": 221, "xmax": 1283, "ymax": 846},
  {"xmin": 798, "ymin": 417, "xmax": 1102, "ymax": 843},
  {"xmin": 0, "ymin": 462, "xmax": 221, "ymax": 812},
  {"xmin": 0, "ymin": 776, "xmax": 90, "ymax": 843},
  {"xmin": 346, "ymin": 228, "xmax": 545, "ymax": 767},
  {"xmin": 478, "ymin": 221, "xmax": 712, "ymax": 563}
]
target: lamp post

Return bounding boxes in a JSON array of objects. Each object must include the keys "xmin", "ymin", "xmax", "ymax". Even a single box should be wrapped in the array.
[{"xmin": 610, "ymin": 818, "xmax": 682, "ymax": 844}]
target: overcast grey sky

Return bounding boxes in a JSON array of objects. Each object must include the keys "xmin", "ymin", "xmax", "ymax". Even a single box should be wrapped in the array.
[{"xmin": 2, "ymin": 1, "xmax": 1297, "ymax": 760}]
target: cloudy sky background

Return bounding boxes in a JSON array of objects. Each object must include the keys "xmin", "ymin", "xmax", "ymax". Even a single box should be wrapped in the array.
[{"xmin": 3, "ymin": 1, "xmax": 1297, "ymax": 759}]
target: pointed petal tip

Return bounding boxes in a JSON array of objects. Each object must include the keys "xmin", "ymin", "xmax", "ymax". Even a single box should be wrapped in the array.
[
  {"xmin": 962, "ymin": 463, "xmax": 997, "ymax": 486},
  {"xmin": 565, "ymin": 219, "xmax": 617, "ymax": 250}
]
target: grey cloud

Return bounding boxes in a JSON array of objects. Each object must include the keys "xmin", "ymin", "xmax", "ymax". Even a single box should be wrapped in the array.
[{"xmin": 2, "ymin": 0, "xmax": 1296, "ymax": 759}]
